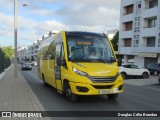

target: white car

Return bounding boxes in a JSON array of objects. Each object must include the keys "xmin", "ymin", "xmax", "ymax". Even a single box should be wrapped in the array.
[
  {"xmin": 31, "ymin": 61, "xmax": 37, "ymax": 66},
  {"xmin": 119, "ymin": 64, "xmax": 150, "ymax": 79}
]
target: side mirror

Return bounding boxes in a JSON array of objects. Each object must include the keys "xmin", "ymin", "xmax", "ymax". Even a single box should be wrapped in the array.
[
  {"xmin": 61, "ymin": 60, "xmax": 66, "ymax": 66},
  {"xmin": 118, "ymin": 59, "xmax": 122, "ymax": 66},
  {"xmin": 56, "ymin": 58, "xmax": 66, "ymax": 66}
]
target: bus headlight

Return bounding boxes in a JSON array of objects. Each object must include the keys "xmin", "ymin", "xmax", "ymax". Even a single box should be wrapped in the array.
[{"xmin": 73, "ymin": 68, "xmax": 87, "ymax": 76}]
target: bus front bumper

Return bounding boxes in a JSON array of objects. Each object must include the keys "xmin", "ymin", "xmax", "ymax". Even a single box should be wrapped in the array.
[{"xmin": 69, "ymin": 81, "xmax": 123, "ymax": 95}]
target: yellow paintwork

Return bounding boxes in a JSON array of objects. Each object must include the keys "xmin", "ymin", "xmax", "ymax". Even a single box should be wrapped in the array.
[{"xmin": 38, "ymin": 31, "xmax": 124, "ymax": 96}]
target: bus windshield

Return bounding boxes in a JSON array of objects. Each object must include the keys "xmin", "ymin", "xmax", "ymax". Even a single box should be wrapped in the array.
[{"xmin": 67, "ymin": 33, "xmax": 115, "ymax": 63}]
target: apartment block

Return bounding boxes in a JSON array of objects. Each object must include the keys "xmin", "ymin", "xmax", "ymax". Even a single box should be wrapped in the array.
[
  {"xmin": 17, "ymin": 30, "xmax": 57, "ymax": 62},
  {"xmin": 119, "ymin": 0, "xmax": 160, "ymax": 67},
  {"xmin": 17, "ymin": 47, "xmax": 28, "ymax": 61}
]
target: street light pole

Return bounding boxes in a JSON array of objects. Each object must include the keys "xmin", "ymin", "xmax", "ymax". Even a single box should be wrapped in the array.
[
  {"xmin": 14, "ymin": 0, "xmax": 18, "ymax": 77},
  {"xmin": 14, "ymin": 1, "xmax": 29, "ymax": 77}
]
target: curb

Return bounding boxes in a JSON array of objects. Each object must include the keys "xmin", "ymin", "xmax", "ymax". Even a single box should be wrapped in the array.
[{"xmin": 0, "ymin": 66, "xmax": 11, "ymax": 80}]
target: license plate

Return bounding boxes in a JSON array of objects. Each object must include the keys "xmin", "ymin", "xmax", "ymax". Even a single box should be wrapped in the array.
[{"xmin": 98, "ymin": 90, "xmax": 112, "ymax": 94}]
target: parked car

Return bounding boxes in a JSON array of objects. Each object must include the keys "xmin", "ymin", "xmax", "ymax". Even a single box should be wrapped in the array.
[
  {"xmin": 30, "ymin": 61, "xmax": 37, "ymax": 66},
  {"xmin": 146, "ymin": 63, "xmax": 160, "ymax": 76},
  {"xmin": 119, "ymin": 64, "xmax": 150, "ymax": 79},
  {"xmin": 158, "ymin": 74, "xmax": 160, "ymax": 84},
  {"xmin": 21, "ymin": 63, "xmax": 32, "ymax": 70}
]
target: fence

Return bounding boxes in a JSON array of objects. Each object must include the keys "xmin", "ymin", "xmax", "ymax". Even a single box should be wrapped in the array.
[{"xmin": 0, "ymin": 48, "xmax": 11, "ymax": 74}]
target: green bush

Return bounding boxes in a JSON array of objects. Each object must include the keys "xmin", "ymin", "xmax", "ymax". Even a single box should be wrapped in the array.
[{"xmin": 0, "ymin": 48, "xmax": 11, "ymax": 74}]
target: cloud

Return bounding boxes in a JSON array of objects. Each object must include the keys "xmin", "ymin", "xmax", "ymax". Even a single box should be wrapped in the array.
[
  {"xmin": 0, "ymin": 0, "xmax": 120, "ymax": 46},
  {"xmin": 0, "ymin": 12, "xmax": 68, "ymax": 43},
  {"xmin": 54, "ymin": 0, "xmax": 120, "ymax": 28},
  {"xmin": 21, "ymin": 0, "xmax": 120, "ymax": 29}
]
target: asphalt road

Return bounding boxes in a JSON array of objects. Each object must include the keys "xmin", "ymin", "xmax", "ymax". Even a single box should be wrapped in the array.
[{"xmin": 20, "ymin": 66, "xmax": 160, "ymax": 120}]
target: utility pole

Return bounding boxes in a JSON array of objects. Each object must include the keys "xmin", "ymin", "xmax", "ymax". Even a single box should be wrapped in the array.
[{"xmin": 14, "ymin": 0, "xmax": 18, "ymax": 77}]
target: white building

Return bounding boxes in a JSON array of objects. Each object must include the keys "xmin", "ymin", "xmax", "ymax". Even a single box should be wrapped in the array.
[
  {"xmin": 28, "ymin": 39, "xmax": 42, "ymax": 61},
  {"xmin": 17, "ymin": 47, "xmax": 28, "ymax": 61},
  {"xmin": 119, "ymin": 0, "xmax": 160, "ymax": 67},
  {"xmin": 17, "ymin": 30, "xmax": 58, "ymax": 62},
  {"xmin": 105, "ymin": 29, "xmax": 118, "ymax": 40}
]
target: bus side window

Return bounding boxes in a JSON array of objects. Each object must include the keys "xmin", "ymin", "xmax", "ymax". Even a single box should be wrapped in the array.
[
  {"xmin": 55, "ymin": 43, "xmax": 62, "ymax": 66},
  {"xmin": 47, "ymin": 43, "xmax": 56, "ymax": 59}
]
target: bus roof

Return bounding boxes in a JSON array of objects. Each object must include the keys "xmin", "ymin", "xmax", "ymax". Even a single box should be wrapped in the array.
[{"xmin": 65, "ymin": 31, "xmax": 105, "ymax": 36}]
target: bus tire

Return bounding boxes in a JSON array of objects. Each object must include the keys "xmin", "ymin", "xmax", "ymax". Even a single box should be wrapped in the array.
[
  {"xmin": 64, "ymin": 82, "xmax": 77, "ymax": 102},
  {"xmin": 107, "ymin": 94, "xmax": 118, "ymax": 100},
  {"xmin": 42, "ymin": 74, "xmax": 48, "ymax": 87}
]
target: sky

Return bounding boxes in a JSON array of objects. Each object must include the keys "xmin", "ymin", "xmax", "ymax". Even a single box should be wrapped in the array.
[{"xmin": 0, "ymin": 0, "xmax": 120, "ymax": 47}]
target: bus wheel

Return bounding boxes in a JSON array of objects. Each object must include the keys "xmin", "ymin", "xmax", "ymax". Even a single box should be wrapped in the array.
[
  {"xmin": 64, "ymin": 82, "xmax": 77, "ymax": 102},
  {"xmin": 107, "ymin": 94, "xmax": 118, "ymax": 100},
  {"xmin": 42, "ymin": 74, "xmax": 48, "ymax": 87}
]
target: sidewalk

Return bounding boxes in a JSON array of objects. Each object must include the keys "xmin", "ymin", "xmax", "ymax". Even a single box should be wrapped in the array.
[
  {"xmin": 124, "ymin": 75, "xmax": 159, "ymax": 86},
  {"xmin": 0, "ymin": 65, "xmax": 51, "ymax": 120}
]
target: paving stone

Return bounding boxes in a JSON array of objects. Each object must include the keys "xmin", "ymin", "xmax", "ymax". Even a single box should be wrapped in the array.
[{"xmin": 0, "ymin": 65, "xmax": 52, "ymax": 120}]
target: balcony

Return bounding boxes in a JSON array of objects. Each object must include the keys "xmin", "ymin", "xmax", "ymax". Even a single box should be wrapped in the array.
[
  {"xmin": 119, "ymin": 47, "xmax": 133, "ymax": 55},
  {"xmin": 142, "ymin": 7, "xmax": 158, "ymax": 18},
  {"xmin": 121, "ymin": 0, "xmax": 134, "ymax": 7},
  {"xmin": 121, "ymin": 13, "xmax": 134, "ymax": 23},
  {"xmin": 141, "ymin": 27, "xmax": 157, "ymax": 37},
  {"xmin": 120, "ymin": 31, "xmax": 133, "ymax": 38},
  {"xmin": 138, "ymin": 46, "xmax": 160, "ymax": 53}
]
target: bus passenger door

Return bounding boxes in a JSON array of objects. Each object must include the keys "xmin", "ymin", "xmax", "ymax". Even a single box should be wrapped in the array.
[{"xmin": 55, "ymin": 43, "xmax": 63, "ymax": 91}]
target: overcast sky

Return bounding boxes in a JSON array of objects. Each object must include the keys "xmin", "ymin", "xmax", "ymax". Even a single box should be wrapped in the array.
[{"xmin": 0, "ymin": 0, "xmax": 120, "ymax": 47}]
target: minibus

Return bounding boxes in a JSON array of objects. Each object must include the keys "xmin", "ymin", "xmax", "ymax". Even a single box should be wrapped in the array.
[{"xmin": 37, "ymin": 31, "xmax": 123, "ymax": 102}]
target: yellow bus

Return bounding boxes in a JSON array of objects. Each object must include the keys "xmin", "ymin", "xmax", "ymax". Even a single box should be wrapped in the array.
[{"xmin": 37, "ymin": 31, "xmax": 123, "ymax": 102}]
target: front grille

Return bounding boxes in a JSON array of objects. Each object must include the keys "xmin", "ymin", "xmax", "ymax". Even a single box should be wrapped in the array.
[
  {"xmin": 92, "ymin": 85, "xmax": 113, "ymax": 89},
  {"xmin": 87, "ymin": 73, "xmax": 119, "ymax": 83}
]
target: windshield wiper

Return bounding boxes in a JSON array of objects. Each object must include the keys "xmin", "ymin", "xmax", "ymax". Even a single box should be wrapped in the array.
[
  {"xmin": 71, "ymin": 59, "xmax": 114, "ymax": 63},
  {"xmin": 71, "ymin": 59, "xmax": 89, "ymax": 62}
]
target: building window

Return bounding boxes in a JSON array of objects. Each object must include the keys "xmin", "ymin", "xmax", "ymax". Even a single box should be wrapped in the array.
[
  {"xmin": 138, "ymin": 4, "xmax": 141, "ymax": 9},
  {"xmin": 124, "ymin": 4, "xmax": 134, "ymax": 15},
  {"xmin": 146, "ymin": 37, "xmax": 156, "ymax": 47},
  {"xmin": 148, "ymin": 17, "xmax": 157, "ymax": 28},
  {"xmin": 133, "ymin": 34, "xmax": 140, "ymax": 47},
  {"xmin": 149, "ymin": 0, "xmax": 158, "ymax": 8},
  {"xmin": 124, "ymin": 38, "xmax": 132, "ymax": 47},
  {"xmin": 158, "ymin": 38, "xmax": 160, "ymax": 46},
  {"xmin": 133, "ymin": 40, "xmax": 139, "ymax": 47},
  {"xmin": 124, "ymin": 21, "xmax": 133, "ymax": 31}
]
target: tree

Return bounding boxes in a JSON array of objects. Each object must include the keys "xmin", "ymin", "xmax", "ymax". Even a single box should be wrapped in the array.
[
  {"xmin": 31, "ymin": 56, "xmax": 34, "ymax": 61},
  {"xmin": 0, "ymin": 47, "xmax": 12, "ymax": 71},
  {"xmin": 2, "ymin": 46, "xmax": 14, "ymax": 59},
  {"xmin": 25, "ymin": 57, "xmax": 27, "ymax": 61},
  {"xmin": 0, "ymin": 48, "xmax": 5, "ymax": 73},
  {"xmin": 111, "ymin": 31, "xmax": 119, "ymax": 51}
]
